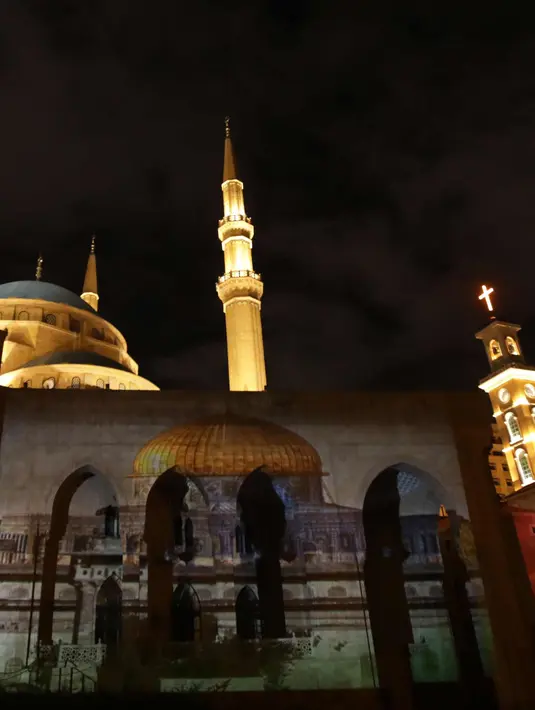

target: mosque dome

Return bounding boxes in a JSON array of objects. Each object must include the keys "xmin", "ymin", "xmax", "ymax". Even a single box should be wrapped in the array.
[
  {"xmin": 132, "ymin": 414, "xmax": 323, "ymax": 477},
  {"xmin": 0, "ymin": 280, "xmax": 96, "ymax": 313}
]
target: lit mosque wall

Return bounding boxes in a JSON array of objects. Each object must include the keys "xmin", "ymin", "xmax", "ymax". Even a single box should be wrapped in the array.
[{"xmin": 0, "ymin": 397, "xmax": 494, "ymax": 693}]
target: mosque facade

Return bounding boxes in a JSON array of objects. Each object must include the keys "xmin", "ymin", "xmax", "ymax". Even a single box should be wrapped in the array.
[{"xmin": 1, "ymin": 124, "xmax": 534, "ymax": 701}]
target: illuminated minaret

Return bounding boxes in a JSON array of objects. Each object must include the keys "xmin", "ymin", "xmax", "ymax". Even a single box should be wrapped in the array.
[
  {"xmin": 216, "ymin": 118, "xmax": 267, "ymax": 392},
  {"xmin": 476, "ymin": 285, "xmax": 535, "ymax": 491},
  {"xmin": 81, "ymin": 235, "xmax": 99, "ymax": 311}
]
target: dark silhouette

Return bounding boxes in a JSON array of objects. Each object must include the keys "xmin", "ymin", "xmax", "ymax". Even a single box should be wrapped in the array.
[
  {"xmin": 236, "ymin": 586, "xmax": 261, "ymax": 640},
  {"xmin": 95, "ymin": 577, "xmax": 122, "ymax": 649},
  {"xmin": 96, "ymin": 505, "xmax": 120, "ymax": 538},
  {"xmin": 237, "ymin": 467, "xmax": 287, "ymax": 638},
  {"xmin": 171, "ymin": 583, "xmax": 201, "ymax": 642}
]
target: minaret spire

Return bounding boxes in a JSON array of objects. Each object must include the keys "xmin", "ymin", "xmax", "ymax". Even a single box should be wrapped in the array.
[
  {"xmin": 35, "ymin": 254, "xmax": 43, "ymax": 281},
  {"xmin": 81, "ymin": 235, "xmax": 99, "ymax": 311},
  {"xmin": 216, "ymin": 119, "xmax": 267, "ymax": 392},
  {"xmin": 223, "ymin": 116, "xmax": 238, "ymax": 182}
]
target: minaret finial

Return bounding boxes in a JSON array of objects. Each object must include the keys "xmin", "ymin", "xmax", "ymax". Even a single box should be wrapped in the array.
[
  {"xmin": 35, "ymin": 254, "xmax": 43, "ymax": 281},
  {"xmin": 225, "ymin": 116, "xmax": 231, "ymax": 138},
  {"xmin": 90, "ymin": 234, "xmax": 96, "ymax": 254}
]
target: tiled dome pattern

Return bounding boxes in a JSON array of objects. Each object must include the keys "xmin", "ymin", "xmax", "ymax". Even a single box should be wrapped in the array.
[{"xmin": 132, "ymin": 414, "xmax": 323, "ymax": 477}]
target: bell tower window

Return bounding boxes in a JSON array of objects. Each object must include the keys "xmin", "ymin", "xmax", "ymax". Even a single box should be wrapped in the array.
[
  {"xmin": 506, "ymin": 336, "xmax": 519, "ymax": 355},
  {"xmin": 505, "ymin": 411, "xmax": 522, "ymax": 443},
  {"xmin": 489, "ymin": 339, "xmax": 502, "ymax": 360},
  {"xmin": 515, "ymin": 448, "xmax": 534, "ymax": 485}
]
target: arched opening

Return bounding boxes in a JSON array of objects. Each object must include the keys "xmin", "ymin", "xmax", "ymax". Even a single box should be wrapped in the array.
[
  {"xmin": 505, "ymin": 411, "xmax": 522, "ymax": 443},
  {"xmin": 489, "ymin": 339, "xmax": 502, "ymax": 360},
  {"xmin": 506, "ymin": 336, "xmax": 519, "ymax": 355},
  {"xmin": 515, "ymin": 448, "xmax": 534, "ymax": 485},
  {"xmin": 144, "ymin": 469, "xmax": 206, "ymax": 645},
  {"xmin": 362, "ymin": 464, "xmax": 484, "ymax": 700},
  {"xmin": 95, "ymin": 576, "xmax": 122, "ymax": 648},
  {"xmin": 171, "ymin": 583, "xmax": 201, "ymax": 642},
  {"xmin": 236, "ymin": 586, "xmax": 261, "ymax": 640},
  {"xmin": 38, "ymin": 467, "xmax": 118, "ymax": 646}
]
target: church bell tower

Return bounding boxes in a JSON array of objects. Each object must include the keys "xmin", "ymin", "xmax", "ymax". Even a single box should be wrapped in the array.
[
  {"xmin": 476, "ymin": 285, "xmax": 535, "ymax": 490},
  {"xmin": 216, "ymin": 119, "xmax": 267, "ymax": 392}
]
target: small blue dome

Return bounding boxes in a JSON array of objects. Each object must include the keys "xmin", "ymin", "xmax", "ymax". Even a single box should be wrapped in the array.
[{"xmin": 0, "ymin": 281, "xmax": 95, "ymax": 313}]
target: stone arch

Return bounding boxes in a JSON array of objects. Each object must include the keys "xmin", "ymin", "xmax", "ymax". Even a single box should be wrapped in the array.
[
  {"xmin": 361, "ymin": 462, "xmax": 484, "ymax": 697},
  {"xmin": 356, "ymin": 459, "xmax": 457, "ymax": 516},
  {"xmin": 38, "ymin": 465, "xmax": 118, "ymax": 645}
]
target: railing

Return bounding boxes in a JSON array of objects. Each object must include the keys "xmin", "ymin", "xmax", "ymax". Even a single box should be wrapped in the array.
[{"xmin": 218, "ymin": 270, "xmax": 261, "ymax": 283}]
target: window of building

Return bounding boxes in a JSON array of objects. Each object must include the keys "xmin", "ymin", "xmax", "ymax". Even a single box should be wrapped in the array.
[
  {"xmin": 91, "ymin": 327, "xmax": 104, "ymax": 340},
  {"xmin": 515, "ymin": 448, "xmax": 534, "ymax": 484},
  {"xmin": 69, "ymin": 318, "xmax": 81, "ymax": 333},
  {"xmin": 119, "ymin": 383, "xmax": 126, "ymax": 391},
  {"xmin": 44, "ymin": 313, "xmax": 56, "ymax": 326},
  {"xmin": 489, "ymin": 462, "xmax": 497, "ymax": 470},
  {"xmin": 493, "ymin": 478, "xmax": 500, "ymax": 485},
  {"xmin": 502, "ymin": 463, "xmax": 509, "ymax": 472},
  {"xmin": 42, "ymin": 377, "xmax": 55, "ymax": 390},
  {"xmin": 18, "ymin": 311, "xmax": 29, "ymax": 321},
  {"xmin": 506, "ymin": 336, "xmax": 519, "ymax": 355},
  {"xmin": 96, "ymin": 379, "xmax": 105, "ymax": 389},
  {"xmin": 506, "ymin": 480, "xmax": 513, "ymax": 487},
  {"xmin": 71, "ymin": 377, "xmax": 81, "ymax": 389},
  {"xmin": 489, "ymin": 339, "xmax": 502, "ymax": 359},
  {"xmin": 505, "ymin": 411, "xmax": 522, "ymax": 443}
]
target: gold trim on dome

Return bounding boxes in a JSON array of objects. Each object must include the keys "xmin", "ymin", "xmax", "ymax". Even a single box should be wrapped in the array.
[{"xmin": 131, "ymin": 414, "xmax": 324, "ymax": 478}]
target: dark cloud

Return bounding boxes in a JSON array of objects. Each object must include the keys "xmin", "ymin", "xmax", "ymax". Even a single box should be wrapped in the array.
[{"xmin": 1, "ymin": 2, "xmax": 535, "ymax": 390}]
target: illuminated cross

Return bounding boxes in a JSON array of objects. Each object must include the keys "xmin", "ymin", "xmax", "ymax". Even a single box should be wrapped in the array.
[{"xmin": 478, "ymin": 284, "xmax": 494, "ymax": 312}]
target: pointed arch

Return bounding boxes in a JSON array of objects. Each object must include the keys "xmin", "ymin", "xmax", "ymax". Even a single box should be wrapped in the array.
[
  {"xmin": 38, "ymin": 466, "xmax": 118, "ymax": 645},
  {"xmin": 171, "ymin": 583, "xmax": 201, "ymax": 642},
  {"xmin": 95, "ymin": 576, "xmax": 122, "ymax": 648},
  {"xmin": 236, "ymin": 586, "xmax": 261, "ymax": 640}
]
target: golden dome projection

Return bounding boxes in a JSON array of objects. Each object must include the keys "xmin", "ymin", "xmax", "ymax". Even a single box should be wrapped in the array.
[{"xmin": 132, "ymin": 414, "xmax": 323, "ymax": 477}]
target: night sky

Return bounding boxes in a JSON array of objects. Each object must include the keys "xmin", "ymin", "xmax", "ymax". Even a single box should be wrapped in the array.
[{"xmin": 1, "ymin": 2, "xmax": 535, "ymax": 391}]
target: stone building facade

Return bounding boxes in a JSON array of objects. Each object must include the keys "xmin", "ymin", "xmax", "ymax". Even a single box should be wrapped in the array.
[{"xmin": 0, "ymin": 388, "xmax": 493, "ymax": 691}]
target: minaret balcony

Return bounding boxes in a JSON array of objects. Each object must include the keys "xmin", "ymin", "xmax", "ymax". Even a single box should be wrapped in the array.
[
  {"xmin": 218, "ymin": 270, "xmax": 261, "ymax": 283},
  {"xmin": 216, "ymin": 271, "xmax": 264, "ymax": 304},
  {"xmin": 218, "ymin": 218, "xmax": 254, "ymax": 242}
]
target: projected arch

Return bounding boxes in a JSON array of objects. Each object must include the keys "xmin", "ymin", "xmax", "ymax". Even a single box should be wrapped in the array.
[{"xmin": 38, "ymin": 466, "xmax": 118, "ymax": 644}]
